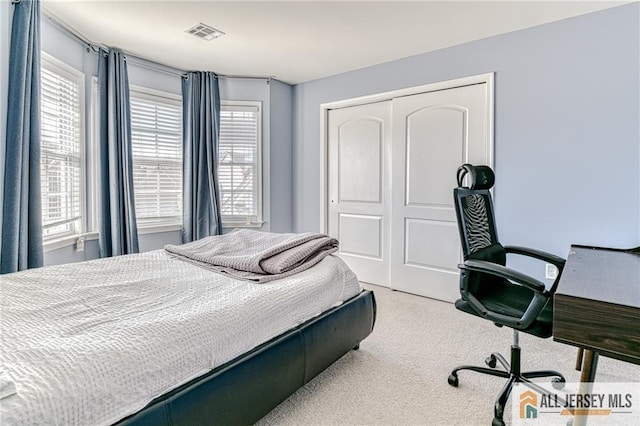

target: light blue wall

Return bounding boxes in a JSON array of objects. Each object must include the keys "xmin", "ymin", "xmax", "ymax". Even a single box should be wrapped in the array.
[
  {"xmin": 128, "ymin": 64, "xmax": 181, "ymax": 96},
  {"xmin": 293, "ymin": 3, "xmax": 640, "ymax": 261}
]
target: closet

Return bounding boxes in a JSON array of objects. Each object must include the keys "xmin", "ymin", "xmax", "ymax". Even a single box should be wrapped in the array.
[{"xmin": 325, "ymin": 75, "xmax": 493, "ymax": 302}]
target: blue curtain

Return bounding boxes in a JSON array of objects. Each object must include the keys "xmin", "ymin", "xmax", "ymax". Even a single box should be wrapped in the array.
[
  {"xmin": 97, "ymin": 48, "xmax": 139, "ymax": 257},
  {"xmin": 1, "ymin": 0, "xmax": 43, "ymax": 273},
  {"xmin": 182, "ymin": 72, "xmax": 223, "ymax": 242}
]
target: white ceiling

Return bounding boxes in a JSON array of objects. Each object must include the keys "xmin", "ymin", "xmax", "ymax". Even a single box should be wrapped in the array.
[{"xmin": 42, "ymin": 1, "xmax": 629, "ymax": 84}]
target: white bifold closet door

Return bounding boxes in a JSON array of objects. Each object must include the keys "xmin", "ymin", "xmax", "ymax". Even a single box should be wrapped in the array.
[
  {"xmin": 327, "ymin": 82, "xmax": 491, "ymax": 301},
  {"xmin": 327, "ymin": 101, "xmax": 392, "ymax": 287},
  {"xmin": 389, "ymin": 83, "xmax": 491, "ymax": 302}
]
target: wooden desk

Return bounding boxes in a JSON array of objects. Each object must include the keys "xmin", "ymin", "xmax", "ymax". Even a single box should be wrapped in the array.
[
  {"xmin": 553, "ymin": 245, "xmax": 640, "ymax": 425},
  {"xmin": 553, "ymin": 245, "xmax": 640, "ymax": 367}
]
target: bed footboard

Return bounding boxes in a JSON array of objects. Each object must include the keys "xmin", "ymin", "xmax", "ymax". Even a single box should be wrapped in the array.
[{"xmin": 117, "ymin": 289, "xmax": 376, "ymax": 426}]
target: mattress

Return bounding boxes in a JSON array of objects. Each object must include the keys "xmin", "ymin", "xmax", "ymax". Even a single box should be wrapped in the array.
[{"xmin": 0, "ymin": 250, "xmax": 361, "ymax": 426}]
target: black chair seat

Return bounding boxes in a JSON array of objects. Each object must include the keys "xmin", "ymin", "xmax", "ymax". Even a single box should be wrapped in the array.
[{"xmin": 454, "ymin": 283, "xmax": 553, "ymax": 338}]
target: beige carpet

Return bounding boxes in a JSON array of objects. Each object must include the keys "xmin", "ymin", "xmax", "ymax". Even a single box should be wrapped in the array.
[{"xmin": 257, "ymin": 284, "xmax": 638, "ymax": 426}]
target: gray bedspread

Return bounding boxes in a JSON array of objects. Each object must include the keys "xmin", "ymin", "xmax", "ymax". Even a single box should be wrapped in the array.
[{"xmin": 164, "ymin": 229, "xmax": 339, "ymax": 283}]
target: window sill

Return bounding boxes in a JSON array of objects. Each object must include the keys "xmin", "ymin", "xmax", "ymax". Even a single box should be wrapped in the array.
[
  {"xmin": 222, "ymin": 221, "xmax": 264, "ymax": 229},
  {"xmin": 44, "ymin": 232, "xmax": 98, "ymax": 253},
  {"xmin": 42, "ymin": 222, "xmax": 261, "ymax": 252},
  {"xmin": 137, "ymin": 224, "xmax": 182, "ymax": 235}
]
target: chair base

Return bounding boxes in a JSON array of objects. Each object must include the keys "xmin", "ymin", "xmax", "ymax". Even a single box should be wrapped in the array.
[{"xmin": 448, "ymin": 344, "xmax": 565, "ymax": 426}]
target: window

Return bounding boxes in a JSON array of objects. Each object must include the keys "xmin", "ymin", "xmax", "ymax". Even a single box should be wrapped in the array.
[
  {"xmin": 40, "ymin": 54, "xmax": 84, "ymax": 240},
  {"xmin": 219, "ymin": 102, "xmax": 262, "ymax": 225},
  {"xmin": 130, "ymin": 87, "xmax": 182, "ymax": 228}
]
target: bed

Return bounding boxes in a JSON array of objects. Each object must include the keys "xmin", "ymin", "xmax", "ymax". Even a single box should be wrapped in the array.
[{"xmin": 0, "ymin": 247, "xmax": 376, "ymax": 425}]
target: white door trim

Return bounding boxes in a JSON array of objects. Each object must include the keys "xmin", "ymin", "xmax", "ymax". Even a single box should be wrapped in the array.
[{"xmin": 320, "ymin": 72, "xmax": 495, "ymax": 233}]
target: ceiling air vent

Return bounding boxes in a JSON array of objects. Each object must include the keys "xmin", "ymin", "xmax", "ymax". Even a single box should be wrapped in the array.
[{"xmin": 185, "ymin": 23, "xmax": 225, "ymax": 41}]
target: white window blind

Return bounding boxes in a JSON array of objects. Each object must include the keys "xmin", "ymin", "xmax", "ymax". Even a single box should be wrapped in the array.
[
  {"xmin": 130, "ymin": 90, "xmax": 182, "ymax": 228},
  {"xmin": 40, "ymin": 60, "xmax": 83, "ymax": 239},
  {"xmin": 219, "ymin": 103, "xmax": 261, "ymax": 223}
]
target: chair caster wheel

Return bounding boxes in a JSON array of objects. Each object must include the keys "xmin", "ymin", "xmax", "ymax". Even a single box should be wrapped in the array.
[
  {"xmin": 552, "ymin": 377, "xmax": 566, "ymax": 390},
  {"xmin": 447, "ymin": 374, "xmax": 459, "ymax": 387},
  {"xmin": 492, "ymin": 418, "xmax": 505, "ymax": 426},
  {"xmin": 353, "ymin": 344, "xmax": 360, "ymax": 350},
  {"xmin": 485, "ymin": 355, "xmax": 497, "ymax": 368}
]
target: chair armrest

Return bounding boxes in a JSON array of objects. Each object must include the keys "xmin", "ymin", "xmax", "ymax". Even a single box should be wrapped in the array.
[
  {"xmin": 460, "ymin": 259, "xmax": 547, "ymax": 294},
  {"xmin": 504, "ymin": 245, "xmax": 566, "ymax": 269},
  {"xmin": 458, "ymin": 260, "xmax": 551, "ymax": 329}
]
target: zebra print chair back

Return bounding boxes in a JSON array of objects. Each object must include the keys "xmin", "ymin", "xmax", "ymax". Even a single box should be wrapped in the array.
[{"xmin": 454, "ymin": 164, "xmax": 503, "ymax": 264}]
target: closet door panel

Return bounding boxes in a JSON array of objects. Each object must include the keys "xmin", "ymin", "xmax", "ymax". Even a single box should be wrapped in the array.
[
  {"xmin": 390, "ymin": 83, "xmax": 492, "ymax": 302},
  {"xmin": 327, "ymin": 101, "xmax": 392, "ymax": 287}
]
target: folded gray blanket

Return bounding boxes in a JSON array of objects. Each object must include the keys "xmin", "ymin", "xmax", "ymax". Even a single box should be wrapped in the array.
[{"xmin": 164, "ymin": 229, "xmax": 339, "ymax": 283}]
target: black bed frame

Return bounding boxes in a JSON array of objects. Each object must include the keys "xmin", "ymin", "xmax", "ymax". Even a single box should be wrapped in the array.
[{"xmin": 116, "ymin": 289, "xmax": 376, "ymax": 426}]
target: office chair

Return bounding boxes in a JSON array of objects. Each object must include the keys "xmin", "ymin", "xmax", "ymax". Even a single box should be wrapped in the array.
[{"xmin": 448, "ymin": 164, "xmax": 566, "ymax": 426}]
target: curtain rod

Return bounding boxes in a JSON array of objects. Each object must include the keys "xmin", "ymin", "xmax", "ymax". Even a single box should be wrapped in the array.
[
  {"xmin": 41, "ymin": 7, "xmax": 274, "ymax": 83},
  {"xmin": 217, "ymin": 75, "xmax": 273, "ymax": 84},
  {"xmin": 124, "ymin": 56, "xmax": 273, "ymax": 83},
  {"xmin": 121, "ymin": 54, "xmax": 187, "ymax": 78},
  {"xmin": 42, "ymin": 8, "xmax": 105, "ymax": 54}
]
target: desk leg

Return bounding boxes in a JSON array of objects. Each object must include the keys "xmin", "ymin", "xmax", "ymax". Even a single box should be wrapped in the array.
[
  {"xmin": 575, "ymin": 348, "xmax": 584, "ymax": 371},
  {"xmin": 579, "ymin": 350, "xmax": 599, "ymax": 382},
  {"xmin": 573, "ymin": 350, "xmax": 599, "ymax": 426}
]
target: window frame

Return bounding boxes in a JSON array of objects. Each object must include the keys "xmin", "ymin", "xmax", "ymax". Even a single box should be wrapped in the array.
[
  {"xmin": 40, "ymin": 52, "xmax": 87, "ymax": 249},
  {"xmin": 38, "ymin": 61, "xmax": 265, "ymax": 250},
  {"xmin": 129, "ymin": 84, "xmax": 183, "ymax": 233},
  {"xmin": 219, "ymin": 100, "xmax": 263, "ymax": 227}
]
